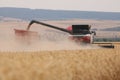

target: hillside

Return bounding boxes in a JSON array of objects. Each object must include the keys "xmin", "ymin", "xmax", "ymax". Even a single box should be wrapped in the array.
[
  {"xmin": 0, "ymin": 7, "xmax": 120, "ymax": 20},
  {"xmin": 101, "ymin": 26, "xmax": 120, "ymax": 31}
]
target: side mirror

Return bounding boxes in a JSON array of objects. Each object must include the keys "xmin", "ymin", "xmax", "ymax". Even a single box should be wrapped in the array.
[{"xmin": 91, "ymin": 31, "xmax": 96, "ymax": 35}]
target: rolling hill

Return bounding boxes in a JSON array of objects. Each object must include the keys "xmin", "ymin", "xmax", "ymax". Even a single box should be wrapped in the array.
[
  {"xmin": 0, "ymin": 7, "xmax": 120, "ymax": 20},
  {"xmin": 101, "ymin": 26, "xmax": 120, "ymax": 31}
]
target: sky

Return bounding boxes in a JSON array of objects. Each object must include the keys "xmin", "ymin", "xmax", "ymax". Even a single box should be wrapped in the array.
[{"xmin": 0, "ymin": 0, "xmax": 120, "ymax": 12}]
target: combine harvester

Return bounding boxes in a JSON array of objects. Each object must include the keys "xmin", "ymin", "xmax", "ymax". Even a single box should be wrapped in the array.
[{"xmin": 14, "ymin": 20, "xmax": 115, "ymax": 48}]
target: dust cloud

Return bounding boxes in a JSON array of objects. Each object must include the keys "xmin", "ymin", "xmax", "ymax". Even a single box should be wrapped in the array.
[{"xmin": 0, "ymin": 24, "xmax": 99, "ymax": 52}]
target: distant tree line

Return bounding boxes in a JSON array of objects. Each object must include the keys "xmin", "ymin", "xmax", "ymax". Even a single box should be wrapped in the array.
[{"xmin": 94, "ymin": 38, "xmax": 120, "ymax": 42}]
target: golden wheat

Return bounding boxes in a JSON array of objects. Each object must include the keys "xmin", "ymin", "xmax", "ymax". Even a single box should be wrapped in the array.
[{"xmin": 0, "ymin": 48, "xmax": 120, "ymax": 80}]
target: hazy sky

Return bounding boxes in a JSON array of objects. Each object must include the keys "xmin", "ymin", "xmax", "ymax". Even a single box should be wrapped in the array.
[{"xmin": 0, "ymin": 0, "xmax": 120, "ymax": 12}]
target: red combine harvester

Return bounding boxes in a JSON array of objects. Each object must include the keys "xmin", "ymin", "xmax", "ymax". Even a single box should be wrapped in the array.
[{"xmin": 14, "ymin": 20, "xmax": 114, "ymax": 48}]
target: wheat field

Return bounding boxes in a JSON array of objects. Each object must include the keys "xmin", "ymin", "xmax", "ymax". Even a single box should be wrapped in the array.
[
  {"xmin": 0, "ymin": 48, "xmax": 120, "ymax": 80},
  {"xmin": 0, "ymin": 20, "xmax": 120, "ymax": 80}
]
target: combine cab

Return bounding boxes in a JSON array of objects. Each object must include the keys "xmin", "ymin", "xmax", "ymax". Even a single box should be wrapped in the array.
[{"xmin": 67, "ymin": 25, "xmax": 95, "ymax": 43}]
